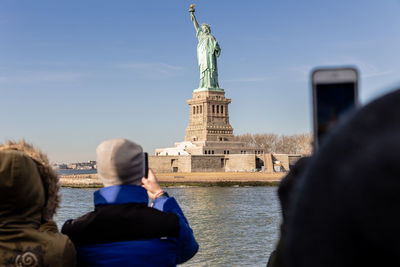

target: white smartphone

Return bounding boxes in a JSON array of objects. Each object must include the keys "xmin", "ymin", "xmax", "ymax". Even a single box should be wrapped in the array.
[{"xmin": 311, "ymin": 67, "xmax": 359, "ymax": 151}]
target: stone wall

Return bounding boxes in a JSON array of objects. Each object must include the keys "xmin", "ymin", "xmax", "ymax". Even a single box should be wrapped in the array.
[
  {"xmin": 149, "ymin": 156, "xmax": 191, "ymax": 173},
  {"xmin": 150, "ymin": 154, "xmax": 257, "ymax": 172},
  {"xmin": 191, "ymin": 155, "xmax": 225, "ymax": 172},
  {"xmin": 178, "ymin": 156, "xmax": 192, "ymax": 172},
  {"xmin": 225, "ymin": 154, "xmax": 256, "ymax": 172},
  {"xmin": 150, "ymin": 153, "xmax": 299, "ymax": 173}
]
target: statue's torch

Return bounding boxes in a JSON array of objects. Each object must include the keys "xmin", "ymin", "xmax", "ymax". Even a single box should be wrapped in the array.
[{"xmin": 189, "ymin": 4, "xmax": 195, "ymax": 13}]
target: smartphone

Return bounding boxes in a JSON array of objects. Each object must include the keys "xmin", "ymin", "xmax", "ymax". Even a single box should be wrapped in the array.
[
  {"xmin": 312, "ymin": 67, "xmax": 359, "ymax": 151},
  {"xmin": 144, "ymin": 152, "xmax": 149, "ymax": 178}
]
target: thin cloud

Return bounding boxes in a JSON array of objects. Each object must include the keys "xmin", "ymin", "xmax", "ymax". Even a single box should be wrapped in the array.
[
  {"xmin": 319, "ymin": 59, "xmax": 393, "ymax": 79},
  {"xmin": 31, "ymin": 72, "xmax": 85, "ymax": 82},
  {"xmin": 288, "ymin": 64, "xmax": 314, "ymax": 82},
  {"xmin": 116, "ymin": 62, "xmax": 184, "ymax": 78},
  {"xmin": 290, "ymin": 60, "xmax": 392, "ymax": 80},
  {"xmin": 224, "ymin": 76, "xmax": 271, "ymax": 83},
  {"xmin": 35, "ymin": 61, "xmax": 69, "ymax": 67},
  {"xmin": 255, "ymin": 36, "xmax": 279, "ymax": 42},
  {"xmin": 349, "ymin": 60, "xmax": 393, "ymax": 79},
  {"xmin": 290, "ymin": 64, "xmax": 313, "ymax": 77},
  {"xmin": 327, "ymin": 40, "xmax": 377, "ymax": 50},
  {"xmin": 0, "ymin": 71, "xmax": 86, "ymax": 83},
  {"xmin": 363, "ymin": 70, "xmax": 393, "ymax": 78}
]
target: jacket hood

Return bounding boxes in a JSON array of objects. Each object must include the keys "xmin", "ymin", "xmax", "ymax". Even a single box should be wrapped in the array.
[{"xmin": 0, "ymin": 141, "xmax": 60, "ymax": 223}]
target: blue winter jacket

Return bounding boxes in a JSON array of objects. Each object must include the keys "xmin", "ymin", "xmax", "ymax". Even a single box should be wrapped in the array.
[{"xmin": 62, "ymin": 185, "xmax": 198, "ymax": 267}]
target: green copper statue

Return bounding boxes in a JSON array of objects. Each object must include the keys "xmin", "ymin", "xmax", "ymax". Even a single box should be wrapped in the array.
[{"xmin": 189, "ymin": 5, "xmax": 221, "ymax": 90}]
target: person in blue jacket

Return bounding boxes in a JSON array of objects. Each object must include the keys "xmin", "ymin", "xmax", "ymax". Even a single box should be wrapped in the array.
[{"xmin": 62, "ymin": 138, "xmax": 199, "ymax": 266}]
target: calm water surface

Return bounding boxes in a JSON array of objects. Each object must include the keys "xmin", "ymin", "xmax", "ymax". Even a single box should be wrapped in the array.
[{"xmin": 55, "ymin": 187, "xmax": 281, "ymax": 267}]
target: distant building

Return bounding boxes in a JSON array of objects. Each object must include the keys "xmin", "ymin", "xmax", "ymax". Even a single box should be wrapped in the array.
[{"xmin": 57, "ymin": 161, "xmax": 97, "ymax": 170}]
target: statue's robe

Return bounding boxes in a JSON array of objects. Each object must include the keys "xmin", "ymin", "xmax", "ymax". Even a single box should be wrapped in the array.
[{"xmin": 196, "ymin": 29, "xmax": 220, "ymax": 89}]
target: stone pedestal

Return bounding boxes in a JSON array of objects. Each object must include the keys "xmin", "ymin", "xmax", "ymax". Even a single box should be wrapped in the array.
[
  {"xmin": 193, "ymin": 87, "xmax": 225, "ymax": 93},
  {"xmin": 185, "ymin": 89, "xmax": 234, "ymax": 142}
]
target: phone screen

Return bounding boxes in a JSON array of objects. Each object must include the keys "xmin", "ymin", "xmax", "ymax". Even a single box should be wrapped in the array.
[
  {"xmin": 144, "ymin": 152, "xmax": 149, "ymax": 178},
  {"xmin": 316, "ymin": 82, "xmax": 356, "ymax": 145}
]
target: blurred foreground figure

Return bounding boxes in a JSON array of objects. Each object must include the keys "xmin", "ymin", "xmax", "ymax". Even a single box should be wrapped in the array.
[
  {"xmin": 284, "ymin": 88, "xmax": 400, "ymax": 266},
  {"xmin": 62, "ymin": 138, "xmax": 198, "ymax": 267},
  {"xmin": 267, "ymin": 156, "xmax": 311, "ymax": 267},
  {"xmin": 0, "ymin": 141, "xmax": 76, "ymax": 266}
]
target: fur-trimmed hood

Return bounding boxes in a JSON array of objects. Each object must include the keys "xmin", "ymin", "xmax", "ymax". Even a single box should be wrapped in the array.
[{"xmin": 0, "ymin": 140, "xmax": 60, "ymax": 222}]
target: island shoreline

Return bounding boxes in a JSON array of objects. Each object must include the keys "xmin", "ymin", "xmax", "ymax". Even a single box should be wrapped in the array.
[{"xmin": 59, "ymin": 172, "xmax": 286, "ymax": 188}]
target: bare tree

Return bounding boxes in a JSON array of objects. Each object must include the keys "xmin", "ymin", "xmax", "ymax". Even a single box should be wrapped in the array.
[
  {"xmin": 234, "ymin": 133, "xmax": 254, "ymax": 146},
  {"xmin": 235, "ymin": 133, "xmax": 312, "ymax": 155},
  {"xmin": 294, "ymin": 133, "xmax": 313, "ymax": 155}
]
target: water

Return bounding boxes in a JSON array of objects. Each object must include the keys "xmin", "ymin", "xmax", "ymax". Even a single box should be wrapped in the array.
[{"xmin": 55, "ymin": 187, "xmax": 281, "ymax": 267}]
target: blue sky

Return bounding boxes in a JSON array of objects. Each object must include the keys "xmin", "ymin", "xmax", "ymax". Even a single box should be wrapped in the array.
[{"xmin": 1, "ymin": 0, "xmax": 400, "ymax": 162}]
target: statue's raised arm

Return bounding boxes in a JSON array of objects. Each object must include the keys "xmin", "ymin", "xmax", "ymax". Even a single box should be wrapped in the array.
[
  {"xmin": 189, "ymin": 5, "xmax": 200, "ymax": 33},
  {"xmin": 188, "ymin": 4, "xmax": 221, "ymax": 90}
]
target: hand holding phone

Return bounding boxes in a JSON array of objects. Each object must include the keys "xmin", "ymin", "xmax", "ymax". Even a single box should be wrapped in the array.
[{"xmin": 141, "ymin": 169, "xmax": 163, "ymax": 199}]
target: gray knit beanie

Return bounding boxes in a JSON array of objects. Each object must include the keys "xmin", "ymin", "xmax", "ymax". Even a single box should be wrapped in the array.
[{"xmin": 96, "ymin": 138, "xmax": 145, "ymax": 187}]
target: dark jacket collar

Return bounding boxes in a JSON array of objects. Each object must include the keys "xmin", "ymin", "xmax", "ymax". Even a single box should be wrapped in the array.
[{"xmin": 94, "ymin": 185, "xmax": 148, "ymax": 206}]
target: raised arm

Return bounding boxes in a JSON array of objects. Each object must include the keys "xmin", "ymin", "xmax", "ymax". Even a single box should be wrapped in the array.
[
  {"xmin": 190, "ymin": 12, "xmax": 200, "ymax": 34},
  {"xmin": 142, "ymin": 170, "xmax": 199, "ymax": 264}
]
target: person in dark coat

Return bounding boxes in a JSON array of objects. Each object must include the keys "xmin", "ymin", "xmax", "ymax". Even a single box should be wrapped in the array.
[
  {"xmin": 267, "ymin": 156, "xmax": 311, "ymax": 267},
  {"xmin": 284, "ymin": 88, "xmax": 400, "ymax": 267},
  {"xmin": 0, "ymin": 141, "xmax": 76, "ymax": 267}
]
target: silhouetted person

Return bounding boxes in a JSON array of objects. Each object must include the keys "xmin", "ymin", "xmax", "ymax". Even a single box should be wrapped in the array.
[
  {"xmin": 267, "ymin": 156, "xmax": 311, "ymax": 267},
  {"xmin": 284, "ymin": 88, "xmax": 400, "ymax": 266}
]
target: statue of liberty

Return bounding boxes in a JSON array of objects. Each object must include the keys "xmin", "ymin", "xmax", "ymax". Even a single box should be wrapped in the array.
[{"xmin": 189, "ymin": 5, "xmax": 221, "ymax": 89}]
